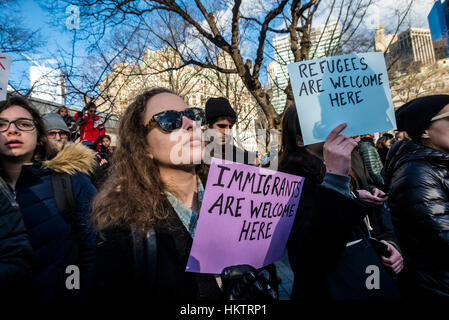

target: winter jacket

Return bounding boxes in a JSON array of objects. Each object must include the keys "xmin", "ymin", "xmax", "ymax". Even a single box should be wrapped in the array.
[
  {"xmin": 15, "ymin": 143, "xmax": 97, "ymax": 300},
  {"xmin": 74, "ymin": 111, "xmax": 105, "ymax": 142},
  {"xmin": 350, "ymin": 148, "xmax": 401, "ymax": 251},
  {"xmin": 92, "ymin": 201, "xmax": 223, "ymax": 301},
  {"xmin": 385, "ymin": 140, "xmax": 449, "ymax": 297},
  {"xmin": 281, "ymin": 161, "xmax": 400, "ymax": 300},
  {"xmin": 358, "ymin": 140, "xmax": 385, "ymax": 189},
  {"xmin": 0, "ymin": 176, "xmax": 33, "ymax": 295}
]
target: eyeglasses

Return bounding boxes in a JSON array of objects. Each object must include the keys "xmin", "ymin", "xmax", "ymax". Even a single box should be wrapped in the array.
[
  {"xmin": 48, "ymin": 130, "xmax": 68, "ymax": 138},
  {"xmin": 88, "ymin": 109, "xmax": 96, "ymax": 114},
  {"xmin": 0, "ymin": 118, "xmax": 36, "ymax": 132},
  {"xmin": 431, "ymin": 111, "xmax": 449, "ymax": 122},
  {"xmin": 145, "ymin": 107, "xmax": 205, "ymax": 133}
]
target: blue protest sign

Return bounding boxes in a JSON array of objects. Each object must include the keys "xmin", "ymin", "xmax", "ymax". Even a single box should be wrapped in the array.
[{"xmin": 287, "ymin": 52, "xmax": 396, "ymax": 145}]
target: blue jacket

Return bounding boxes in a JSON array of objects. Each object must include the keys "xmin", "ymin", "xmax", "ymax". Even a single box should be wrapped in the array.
[
  {"xmin": 15, "ymin": 143, "xmax": 97, "ymax": 300},
  {"xmin": 0, "ymin": 176, "xmax": 33, "ymax": 296}
]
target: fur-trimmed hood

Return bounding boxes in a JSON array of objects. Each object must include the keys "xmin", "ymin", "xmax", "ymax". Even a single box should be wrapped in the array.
[{"xmin": 41, "ymin": 142, "xmax": 97, "ymax": 175}]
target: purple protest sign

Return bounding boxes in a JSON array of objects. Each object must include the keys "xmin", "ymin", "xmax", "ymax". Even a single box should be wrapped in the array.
[{"xmin": 186, "ymin": 158, "xmax": 304, "ymax": 274}]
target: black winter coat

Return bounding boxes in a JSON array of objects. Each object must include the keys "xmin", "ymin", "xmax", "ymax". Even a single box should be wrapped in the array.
[
  {"xmin": 92, "ymin": 203, "xmax": 223, "ymax": 301},
  {"xmin": 385, "ymin": 140, "xmax": 449, "ymax": 296},
  {"xmin": 281, "ymin": 162, "xmax": 400, "ymax": 300},
  {"xmin": 0, "ymin": 177, "xmax": 33, "ymax": 296}
]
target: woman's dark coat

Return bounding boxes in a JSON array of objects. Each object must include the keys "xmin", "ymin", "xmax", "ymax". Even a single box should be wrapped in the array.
[
  {"xmin": 385, "ymin": 140, "xmax": 449, "ymax": 296},
  {"xmin": 0, "ymin": 176, "xmax": 33, "ymax": 297},
  {"xmin": 92, "ymin": 203, "xmax": 222, "ymax": 300},
  {"xmin": 15, "ymin": 143, "xmax": 97, "ymax": 300},
  {"xmin": 281, "ymin": 160, "xmax": 399, "ymax": 299}
]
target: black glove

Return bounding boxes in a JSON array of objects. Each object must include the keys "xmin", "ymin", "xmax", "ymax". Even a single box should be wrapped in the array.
[{"xmin": 221, "ymin": 264, "xmax": 278, "ymax": 301}]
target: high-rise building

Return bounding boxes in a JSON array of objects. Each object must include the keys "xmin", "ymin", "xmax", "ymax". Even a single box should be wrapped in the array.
[
  {"xmin": 30, "ymin": 66, "xmax": 66, "ymax": 105},
  {"xmin": 375, "ymin": 26, "xmax": 435, "ymax": 73},
  {"xmin": 427, "ymin": 0, "xmax": 449, "ymax": 58},
  {"xmin": 268, "ymin": 22, "xmax": 341, "ymax": 113}
]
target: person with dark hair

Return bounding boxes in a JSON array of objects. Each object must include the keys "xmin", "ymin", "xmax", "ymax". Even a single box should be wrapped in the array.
[
  {"xmin": 0, "ymin": 175, "xmax": 33, "ymax": 299},
  {"xmin": 91, "ymin": 135, "xmax": 114, "ymax": 189},
  {"xmin": 73, "ymin": 102, "xmax": 105, "ymax": 149},
  {"xmin": 56, "ymin": 106, "xmax": 74, "ymax": 131},
  {"xmin": 280, "ymin": 105, "xmax": 401, "ymax": 300},
  {"xmin": 204, "ymin": 97, "xmax": 259, "ymax": 166},
  {"xmin": 43, "ymin": 113, "xmax": 71, "ymax": 144},
  {"xmin": 385, "ymin": 94, "xmax": 449, "ymax": 297},
  {"xmin": 376, "ymin": 133, "xmax": 394, "ymax": 165},
  {"xmin": 91, "ymin": 88, "xmax": 277, "ymax": 301},
  {"xmin": 0, "ymin": 96, "xmax": 97, "ymax": 300}
]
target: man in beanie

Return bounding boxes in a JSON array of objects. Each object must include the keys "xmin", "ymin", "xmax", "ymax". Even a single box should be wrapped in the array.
[
  {"xmin": 43, "ymin": 112, "xmax": 71, "ymax": 144},
  {"xmin": 204, "ymin": 97, "xmax": 259, "ymax": 166},
  {"xmin": 384, "ymin": 94, "xmax": 449, "ymax": 297}
]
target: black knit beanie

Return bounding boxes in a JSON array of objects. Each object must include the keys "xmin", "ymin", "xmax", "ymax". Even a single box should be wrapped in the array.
[
  {"xmin": 395, "ymin": 94, "xmax": 449, "ymax": 141},
  {"xmin": 205, "ymin": 97, "xmax": 237, "ymax": 125}
]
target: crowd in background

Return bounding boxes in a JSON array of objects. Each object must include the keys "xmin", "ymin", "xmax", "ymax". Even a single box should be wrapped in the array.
[{"xmin": 0, "ymin": 89, "xmax": 448, "ymax": 302}]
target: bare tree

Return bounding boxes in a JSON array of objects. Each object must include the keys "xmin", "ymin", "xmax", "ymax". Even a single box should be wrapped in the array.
[
  {"xmin": 0, "ymin": 0, "xmax": 43, "ymax": 54},
  {"xmin": 45, "ymin": 0, "xmax": 406, "ymax": 131},
  {"xmin": 390, "ymin": 62, "xmax": 449, "ymax": 106}
]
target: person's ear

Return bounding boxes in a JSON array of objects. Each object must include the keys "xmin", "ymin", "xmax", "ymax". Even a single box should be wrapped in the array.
[
  {"xmin": 421, "ymin": 129, "xmax": 430, "ymax": 139},
  {"xmin": 296, "ymin": 135, "xmax": 305, "ymax": 147}
]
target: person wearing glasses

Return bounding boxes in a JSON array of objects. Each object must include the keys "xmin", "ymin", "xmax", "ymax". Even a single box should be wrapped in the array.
[
  {"xmin": 385, "ymin": 95, "xmax": 449, "ymax": 298},
  {"xmin": 204, "ymin": 97, "xmax": 259, "ymax": 166},
  {"xmin": 43, "ymin": 113, "xmax": 71, "ymax": 144},
  {"xmin": 0, "ymin": 96, "xmax": 97, "ymax": 300},
  {"xmin": 91, "ymin": 88, "xmax": 278, "ymax": 301},
  {"xmin": 73, "ymin": 102, "xmax": 105, "ymax": 149}
]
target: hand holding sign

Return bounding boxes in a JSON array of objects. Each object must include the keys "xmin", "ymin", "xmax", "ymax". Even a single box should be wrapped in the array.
[
  {"xmin": 186, "ymin": 158, "xmax": 304, "ymax": 274},
  {"xmin": 323, "ymin": 123, "xmax": 358, "ymax": 176}
]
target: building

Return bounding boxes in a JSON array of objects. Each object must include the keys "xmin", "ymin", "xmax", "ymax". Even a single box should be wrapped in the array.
[
  {"xmin": 374, "ymin": 26, "xmax": 435, "ymax": 74},
  {"xmin": 390, "ymin": 58, "xmax": 449, "ymax": 108},
  {"xmin": 97, "ymin": 48, "xmax": 264, "ymax": 152},
  {"xmin": 428, "ymin": 0, "xmax": 449, "ymax": 59},
  {"xmin": 30, "ymin": 66, "xmax": 66, "ymax": 105},
  {"xmin": 268, "ymin": 22, "xmax": 341, "ymax": 113}
]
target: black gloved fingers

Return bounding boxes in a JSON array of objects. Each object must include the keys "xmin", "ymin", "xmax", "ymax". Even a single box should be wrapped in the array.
[{"xmin": 221, "ymin": 264, "xmax": 257, "ymax": 280}]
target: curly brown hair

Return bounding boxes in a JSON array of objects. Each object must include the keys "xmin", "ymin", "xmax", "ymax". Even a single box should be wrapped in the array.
[{"xmin": 91, "ymin": 88, "xmax": 207, "ymax": 234}]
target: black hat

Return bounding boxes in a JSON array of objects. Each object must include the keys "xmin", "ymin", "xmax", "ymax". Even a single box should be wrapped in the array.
[
  {"xmin": 205, "ymin": 97, "xmax": 237, "ymax": 125},
  {"xmin": 395, "ymin": 94, "xmax": 449, "ymax": 141}
]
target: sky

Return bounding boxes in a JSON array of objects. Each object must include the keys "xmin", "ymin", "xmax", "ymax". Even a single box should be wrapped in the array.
[
  {"xmin": 8, "ymin": 0, "xmax": 81, "ymax": 92},
  {"xmin": 6, "ymin": 0, "xmax": 438, "ymax": 97}
]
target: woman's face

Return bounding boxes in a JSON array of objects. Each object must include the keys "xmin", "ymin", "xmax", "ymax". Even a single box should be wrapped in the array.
[
  {"xmin": 144, "ymin": 93, "xmax": 203, "ymax": 167},
  {"xmin": 59, "ymin": 108, "xmax": 68, "ymax": 117},
  {"xmin": 0, "ymin": 105, "xmax": 38, "ymax": 161},
  {"xmin": 102, "ymin": 137, "xmax": 111, "ymax": 148},
  {"xmin": 423, "ymin": 104, "xmax": 449, "ymax": 153}
]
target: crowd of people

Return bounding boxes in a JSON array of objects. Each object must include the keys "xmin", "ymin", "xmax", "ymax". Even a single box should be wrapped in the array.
[{"xmin": 0, "ymin": 89, "xmax": 448, "ymax": 302}]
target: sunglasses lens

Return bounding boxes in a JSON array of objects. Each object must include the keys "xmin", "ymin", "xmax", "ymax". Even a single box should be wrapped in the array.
[
  {"xmin": 155, "ymin": 111, "xmax": 182, "ymax": 132},
  {"xmin": 186, "ymin": 108, "xmax": 205, "ymax": 124}
]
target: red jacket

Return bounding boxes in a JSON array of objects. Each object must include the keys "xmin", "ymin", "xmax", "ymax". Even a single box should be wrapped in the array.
[{"xmin": 74, "ymin": 111, "xmax": 106, "ymax": 142}]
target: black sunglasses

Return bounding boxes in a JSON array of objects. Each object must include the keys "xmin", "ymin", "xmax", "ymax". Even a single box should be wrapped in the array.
[{"xmin": 145, "ymin": 107, "xmax": 205, "ymax": 133}]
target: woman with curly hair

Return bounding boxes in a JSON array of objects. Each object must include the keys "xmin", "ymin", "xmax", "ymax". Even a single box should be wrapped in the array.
[{"xmin": 91, "ymin": 88, "xmax": 277, "ymax": 301}]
